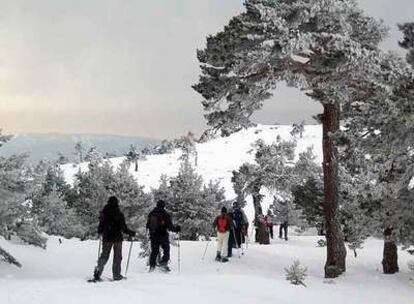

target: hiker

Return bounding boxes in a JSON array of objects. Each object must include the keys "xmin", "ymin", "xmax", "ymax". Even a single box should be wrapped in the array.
[
  {"xmin": 213, "ymin": 207, "xmax": 231, "ymax": 262},
  {"xmin": 93, "ymin": 196, "xmax": 136, "ymax": 281},
  {"xmin": 232, "ymin": 202, "xmax": 248, "ymax": 247},
  {"xmin": 275, "ymin": 200, "xmax": 290, "ymax": 241},
  {"xmin": 227, "ymin": 206, "xmax": 236, "ymax": 257},
  {"xmin": 264, "ymin": 210, "xmax": 274, "ymax": 239},
  {"xmin": 147, "ymin": 199, "xmax": 181, "ymax": 272},
  {"xmin": 279, "ymin": 221, "xmax": 288, "ymax": 241}
]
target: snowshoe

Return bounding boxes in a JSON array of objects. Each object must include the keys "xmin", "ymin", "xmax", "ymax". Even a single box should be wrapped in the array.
[
  {"xmin": 87, "ymin": 277, "xmax": 103, "ymax": 283},
  {"xmin": 159, "ymin": 265, "xmax": 171, "ymax": 272},
  {"xmin": 149, "ymin": 266, "xmax": 156, "ymax": 273},
  {"xmin": 220, "ymin": 257, "xmax": 229, "ymax": 263},
  {"xmin": 113, "ymin": 275, "xmax": 124, "ymax": 281}
]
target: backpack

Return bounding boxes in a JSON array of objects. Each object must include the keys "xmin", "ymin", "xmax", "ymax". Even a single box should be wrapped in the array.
[
  {"xmin": 233, "ymin": 210, "xmax": 245, "ymax": 228},
  {"xmin": 148, "ymin": 212, "xmax": 165, "ymax": 234},
  {"xmin": 217, "ymin": 216, "xmax": 228, "ymax": 233}
]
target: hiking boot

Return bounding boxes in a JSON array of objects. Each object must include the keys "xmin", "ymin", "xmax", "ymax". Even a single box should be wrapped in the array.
[
  {"xmin": 113, "ymin": 275, "xmax": 124, "ymax": 281},
  {"xmin": 160, "ymin": 265, "xmax": 171, "ymax": 272},
  {"xmin": 149, "ymin": 266, "xmax": 156, "ymax": 273},
  {"xmin": 93, "ymin": 268, "xmax": 101, "ymax": 281},
  {"xmin": 215, "ymin": 252, "xmax": 221, "ymax": 261}
]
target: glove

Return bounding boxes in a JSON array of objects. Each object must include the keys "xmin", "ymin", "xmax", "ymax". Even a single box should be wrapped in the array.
[
  {"xmin": 175, "ymin": 225, "xmax": 181, "ymax": 233},
  {"xmin": 129, "ymin": 231, "xmax": 136, "ymax": 237}
]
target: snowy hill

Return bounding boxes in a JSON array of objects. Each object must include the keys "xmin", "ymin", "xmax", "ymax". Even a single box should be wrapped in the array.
[{"xmin": 61, "ymin": 125, "xmax": 323, "ymax": 220}]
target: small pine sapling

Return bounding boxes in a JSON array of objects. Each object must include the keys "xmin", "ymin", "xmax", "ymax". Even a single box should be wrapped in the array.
[
  {"xmin": 285, "ymin": 260, "xmax": 308, "ymax": 287},
  {"xmin": 408, "ymin": 260, "xmax": 414, "ymax": 284},
  {"xmin": 317, "ymin": 239, "xmax": 327, "ymax": 247}
]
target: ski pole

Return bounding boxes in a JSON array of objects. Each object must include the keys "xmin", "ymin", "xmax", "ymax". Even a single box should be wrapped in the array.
[
  {"xmin": 240, "ymin": 231, "xmax": 245, "ymax": 255},
  {"xmin": 201, "ymin": 238, "xmax": 211, "ymax": 260},
  {"xmin": 97, "ymin": 236, "xmax": 102, "ymax": 261},
  {"xmin": 124, "ymin": 239, "xmax": 133, "ymax": 278},
  {"xmin": 177, "ymin": 233, "xmax": 181, "ymax": 273},
  {"xmin": 232, "ymin": 228, "xmax": 241, "ymax": 259}
]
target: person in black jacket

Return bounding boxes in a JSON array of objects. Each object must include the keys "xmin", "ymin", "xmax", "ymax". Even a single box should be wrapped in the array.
[
  {"xmin": 93, "ymin": 196, "xmax": 135, "ymax": 281},
  {"xmin": 146, "ymin": 200, "xmax": 181, "ymax": 272}
]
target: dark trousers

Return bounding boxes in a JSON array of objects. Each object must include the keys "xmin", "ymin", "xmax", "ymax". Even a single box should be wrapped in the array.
[
  {"xmin": 149, "ymin": 234, "xmax": 170, "ymax": 267},
  {"xmin": 279, "ymin": 222, "xmax": 288, "ymax": 240},
  {"xmin": 268, "ymin": 225, "xmax": 274, "ymax": 239},
  {"xmin": 96, "ymin": 241, "xmax": 123, "ymax": 279},
  {"xmin": 228, "ymin": 228, "xmax": 243, "ymax": 257}
]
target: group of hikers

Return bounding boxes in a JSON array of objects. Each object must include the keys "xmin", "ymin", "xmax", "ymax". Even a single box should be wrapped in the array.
[{"xmin": 91, "ymin": 196, "xmax": 287, "ymax": 281}]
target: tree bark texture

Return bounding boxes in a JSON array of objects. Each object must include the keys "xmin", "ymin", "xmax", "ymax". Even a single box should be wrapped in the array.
[{"xmin": 322, "ymin": 101, "xmax": 347, "ymax": 278}]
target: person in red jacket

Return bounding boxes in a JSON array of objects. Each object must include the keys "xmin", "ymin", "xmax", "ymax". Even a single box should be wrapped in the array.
[{"xmin": 213, "ymin": 207, "xmax": 231, "ymax": 262}]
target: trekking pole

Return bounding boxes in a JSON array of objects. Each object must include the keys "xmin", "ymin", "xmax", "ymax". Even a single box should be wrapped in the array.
[
  {"xmin": 201, "ymin": 238, "xmax": 211, "ymax": 260},
  {"xmin": 232, "ymin": 228, "xmax": 241, "ymax": 259},
  {"xmin": 97, "ymin": 236, "xmax": 102, "ymax": 261},
  {"xmin": 124, "ymin": 239, "xmax": 134, "ymax": 278},
  {"xmin": 177, "ymin": 233, "xmax": 181, "ymax": 273},
  {"xmin": 240, "ymin": 231, "xmax": 245, "ymax": 255}
]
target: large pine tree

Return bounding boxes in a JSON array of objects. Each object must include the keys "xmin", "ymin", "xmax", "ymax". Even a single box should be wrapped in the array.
[{"xmin": 193, "ymin": 0, "xmax": 390, "ymax": 278}]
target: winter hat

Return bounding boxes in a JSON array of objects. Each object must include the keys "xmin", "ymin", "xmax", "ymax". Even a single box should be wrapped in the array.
[
  {"xmin": 107, "ymin": 196, "xmax": 119, "ymax": 208},
  {"xmin": 157, "ymin": 200, "xmax": 166, "ymax": 208},
  {"xmin": 221, "ymin": 206, "xmax": 227, "ymax": 214},
  {"xmin": 233, "ymin": 201, "xmax": 240, "ymax": 209}
]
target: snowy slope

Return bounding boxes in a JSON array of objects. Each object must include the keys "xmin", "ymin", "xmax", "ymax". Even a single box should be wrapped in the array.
[
  {"xmin": 61, "ymin": 125, "xmax": 323, "ymax": 220},
  {"xmin": 1, "ymin": 236, "xmax": 413, "ymax": 304}
]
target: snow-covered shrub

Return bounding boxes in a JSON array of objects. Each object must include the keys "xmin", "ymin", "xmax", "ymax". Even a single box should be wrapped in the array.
[
  {"xmin": 317, "ymin": 239, "xmax": 327, "ymax": 247},
  {"xmin": 408, "ymin": 261, "xmax": 414, "ymax": 283},
  {"xmin": 285, "ymin": 260, "xmax": 308, "ymax": 287}
]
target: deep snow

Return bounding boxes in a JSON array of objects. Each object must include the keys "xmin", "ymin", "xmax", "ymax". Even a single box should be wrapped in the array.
[{"xmin": 1, "ymin": 235, "xmax": 413, "ymax": 304}]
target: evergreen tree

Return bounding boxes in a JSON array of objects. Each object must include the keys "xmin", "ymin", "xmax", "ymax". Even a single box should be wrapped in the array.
[
  {"xmin": 339, "ymin": 23, "xmax": 414, "ymax": 273},
  {"xmin": 84, "ymin": 146, "xmax": 103, "ymax": 165},
  {"xmin": 292, "ymin": 178, "xmax": 325, "ymax": 235},
  {"xmin": 194, "ymin": 0, "xmax": 390, "ymax": 278},
  {"xmin": 35, "ymin": 187, "xmax": 84, "ymax": 239},
  {"xmin": 0, "ymin": 132, "xmax": 47, "ymax": 267},
  {"xmin": 72, "ymin": 158, "xmax": 150, "ymax": 239},
  {"xmin": 177, "ymin": 132, "xmax": 198, "ymax": 166},
  {"xmin": 399, "ymin": 22, "xmax": 414, "ymax": 68},
  {"xmin": 74, "ymin": 141, "xmax": 84, "ymax": 163},
  {"xmin": 152, "ymin": 159, "xmax": 225, "ymax": 240},
  {"xmin": 290, "ymin": 121, "xmax": 305, "ymax": 138},
  {"xmin": 157, "ymin": 140, "xmax": 175, "ymax": 155},
  {"xmin": 125, "ymin": 144, "xmax": 146, "ymax": 172}
]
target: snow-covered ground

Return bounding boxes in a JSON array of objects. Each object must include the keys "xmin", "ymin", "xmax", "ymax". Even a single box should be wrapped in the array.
[
  {"xmin": 1, "ymin": 235, "xmax": 413, "ymax": 304},
  {"xmin": 62, "ymin": 125, "xmax": 323, "ymax": 220}
]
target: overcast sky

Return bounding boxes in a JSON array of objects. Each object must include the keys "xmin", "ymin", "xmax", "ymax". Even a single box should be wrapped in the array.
[{"xmin": 0, "ymin": 0, "xmax": 413, "ymax": 138}]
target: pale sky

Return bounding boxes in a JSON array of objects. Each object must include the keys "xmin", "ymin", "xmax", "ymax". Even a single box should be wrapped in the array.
[{"xmin": 0, "ymin": 0, "xmax": 412, "ymax": 138}]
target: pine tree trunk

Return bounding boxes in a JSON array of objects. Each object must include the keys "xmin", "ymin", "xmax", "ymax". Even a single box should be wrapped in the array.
[
  {"xmin": 135, "ymin": 161, "xmax": 138, "ymax": 172},
  {"xmin": 382, "ymin": 227, "xmax": 399, "ymax": 274},
  {"xmin": 322, "ymin": 101, "xmax": 347, "ymax": 278}
]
